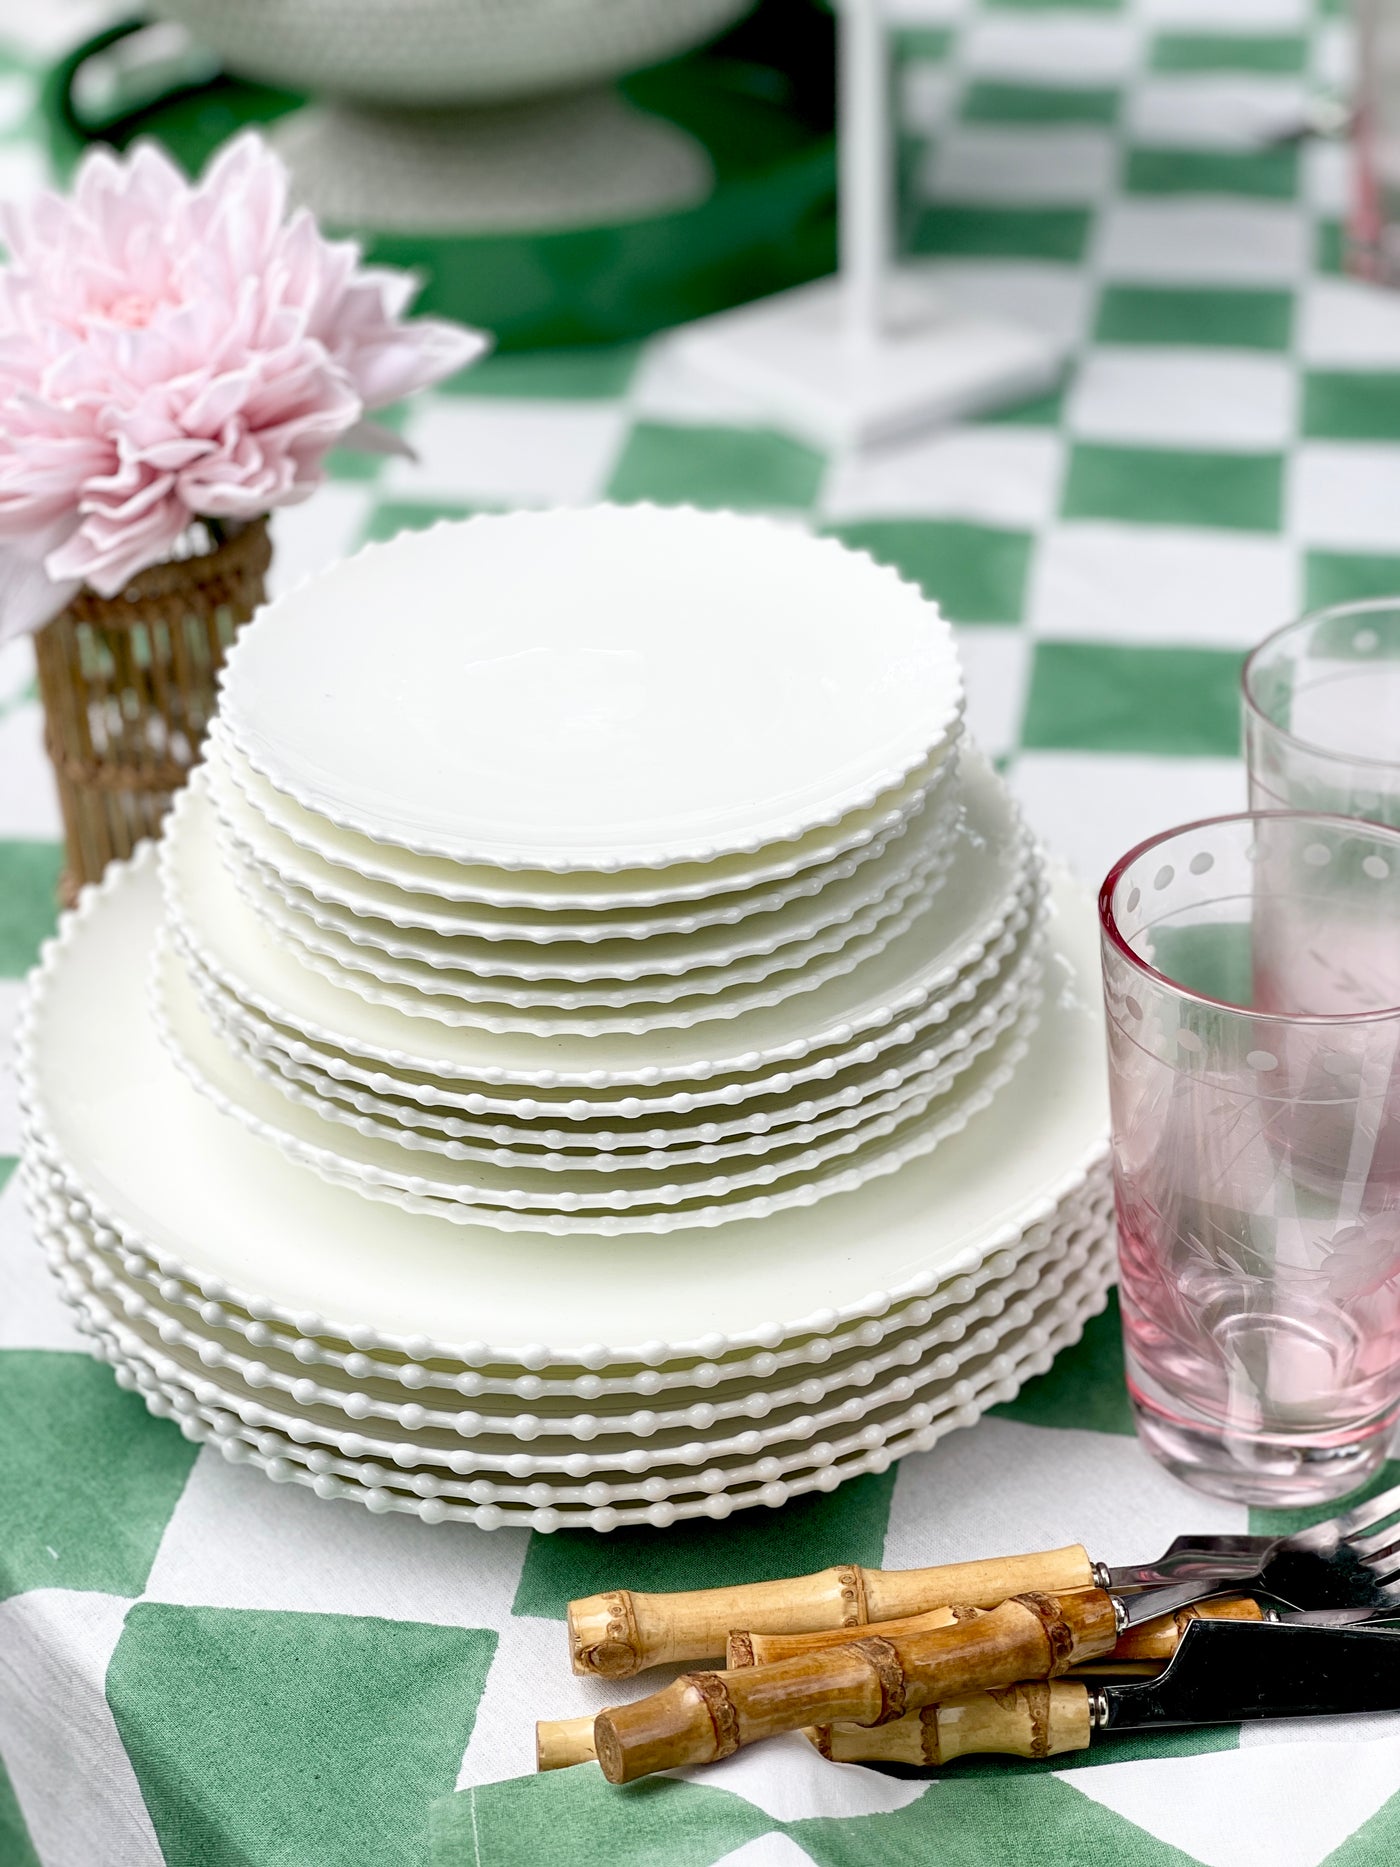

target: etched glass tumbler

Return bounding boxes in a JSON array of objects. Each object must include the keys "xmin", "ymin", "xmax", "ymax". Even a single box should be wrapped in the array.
[
  {"xmin": 1244, "ymin": 599, "xmax": 1400, "ymax": 823},
  {"xmin": 1100, "ymin": 810, "xmax": 1400, "ymax": 1506}
]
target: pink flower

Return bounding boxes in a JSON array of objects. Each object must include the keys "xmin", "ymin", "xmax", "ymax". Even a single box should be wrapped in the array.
[{"xmin": 0, "ymin": 133, "xmax": 487, "ymax": 640}]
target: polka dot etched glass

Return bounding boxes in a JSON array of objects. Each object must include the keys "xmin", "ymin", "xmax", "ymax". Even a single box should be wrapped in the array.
[
  {"xmin": 1099, "ymin": 811, "xmax": 1400, "ymax": 1506},
  {"xmin": 1244, "ymin": 599, "xmax": 1400, "ymax": 827}
]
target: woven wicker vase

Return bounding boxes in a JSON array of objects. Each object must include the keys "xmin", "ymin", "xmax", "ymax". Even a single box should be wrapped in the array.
[{"xmin": 34, "ymin": 517, "xmax": 272, "ymax": 905}]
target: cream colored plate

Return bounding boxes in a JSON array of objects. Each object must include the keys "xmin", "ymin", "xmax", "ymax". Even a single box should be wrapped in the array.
[
  {"xmin": 210, "ymin": 719, "xmax": 962, "ymax": 910},
  {"xmin": 207, "ymin": 959, "xmax": 1042, "ymax": 1173},
  {"xmin": 18, "ymin": 847, "xmax": 1107, "ymax": 1356},
  {"xmin": 153, "ymin": 931, "xmax": 1039, "ymax": 1231},
  {"xmin": 206, "ymin": 729, "xmax": 963, "ymax": 949},
  {"xmin": 162, "ymin": 749, "xmax": 1034, "ymax": 1086},
  {"xmin": 217, "ymin": 507, "xmax": 963, "ymax": 872},
  {"xmin": 221, "ymin": 810, "xmax": 960, "ymax": 1027},
  {"xmin": 32, "ymin": 1161, "xmax": 1109, "ymax": 1403}
]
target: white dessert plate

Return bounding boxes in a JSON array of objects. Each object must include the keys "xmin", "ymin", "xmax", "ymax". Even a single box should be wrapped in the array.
[
  {"xmin": 209, "ymin": 720, "xmax": 962, "ymax": 911},
  {"xmin": 206, "ymin": 730, "xmax": 963, "ymax": 941},
  {"xmin": 219, "ymin": 785, "xmax": 960, "ymax": 990},
  {"xmin": 216, "ymin": 506, "xmax": 964, "ymax": 872},
  {"xmin": 17, "ymin": 845, "xmax": 1107, "ymax": 1356},
  {"xmin": 162, "ymin": 750, "xmax": 1034, "ymax": 1086}
]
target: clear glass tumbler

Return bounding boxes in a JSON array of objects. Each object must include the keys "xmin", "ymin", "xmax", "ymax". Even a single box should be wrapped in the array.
[
  {"xmin": 1244, "ymin": 599, "xmax": 1400, "ymax": 824},
  {"xmin": 1100, "ymin": 810, "xmax": 1400, "ymax": 1505}
]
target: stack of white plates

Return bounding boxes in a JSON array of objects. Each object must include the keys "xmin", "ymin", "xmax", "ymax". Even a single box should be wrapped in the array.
[{"xmin": 18, "ymin": 507, "xmax": 1114, "ymax": 1531}]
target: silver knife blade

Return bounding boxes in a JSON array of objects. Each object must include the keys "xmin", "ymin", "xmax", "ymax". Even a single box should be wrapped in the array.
[{"xmin": 1097, "ymin": 1619, "xmax": 1400, "ymax": 1734}]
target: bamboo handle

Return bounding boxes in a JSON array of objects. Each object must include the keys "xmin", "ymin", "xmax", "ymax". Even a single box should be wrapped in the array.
[
  {"xmin": 808, "ymin": 1681, "xmax": 1093, "ymax": 1766},
  {"xmin": 729, "ymin": 1595, "xmax": 1264, "ymax": 1669},
  {"xmin": 537, "ymin": 1715, "xmax": 597, "ymax": 1772},
  {"xmin": 568, "ymin": 1545, "xmax": 1095, "ymax": 1677},
  {"xmin": 592, "ymin": 1588, "xmax": 1119, "ymax": 1784}
]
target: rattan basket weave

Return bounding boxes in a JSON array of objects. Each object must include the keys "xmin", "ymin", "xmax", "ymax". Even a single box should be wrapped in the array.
[{"xmin": 34, "ymin": 517, "xmax": 271, "ymax": 904}]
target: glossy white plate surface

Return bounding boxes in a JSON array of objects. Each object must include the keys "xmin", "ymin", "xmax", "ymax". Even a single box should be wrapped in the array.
[
  {"xmin": 20, "ymin": 847, "xmax": 1107, "ymax": 1356},
  {"xmin": 209, "ymin": 722, "xmax": 960, "ymax": 912},
  {"xmin": 33, "ymin": 1166, "xmax": 1108, "ymax": 1402},
  {"xmin": 163, "ymin": 750, "xmax": 1032, "ymax": 1086},
  {"xmin": 210, "ymin": 739, "xmax": 959, "ymax": 945},
  {"xmin": 217, "ymin": 507, "xmax": 964, "ymax": 872},
  {"xmin": 209, "ymin": 966, "xmax": 1040, "ymax": 1172},
  {"xmin": 154, "ymin": 931, "xmax": 1039, "ymax": 1232}
]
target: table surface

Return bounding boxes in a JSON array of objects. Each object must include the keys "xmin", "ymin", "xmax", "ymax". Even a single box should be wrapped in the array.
[{"xmin": 5, "ymin": 1, "xmax": 1400, "ymax": 1863}]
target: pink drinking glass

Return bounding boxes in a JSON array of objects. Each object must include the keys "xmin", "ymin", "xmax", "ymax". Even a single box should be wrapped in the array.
[
  {"xmin": 1100, "ymin": 810, "xmax": 1400, "ymax": 1506},
  {"xmin": 1244, "ymin": 599, "xmax": 1400, "ymax": 825}
]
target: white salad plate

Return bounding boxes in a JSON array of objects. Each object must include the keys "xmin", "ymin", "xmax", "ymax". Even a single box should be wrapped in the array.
[
  {"xmin": 179, "ymin": 890, "xmax": 1041, "ymax": 1157},
  {"xmin": 206, "ymin": 727, "xmax": 963, "ymax": 943},
  {"xmin": 218, "ymin": 804, "xmax": 960, "ymax": 1029},
  {"xmin": 216, "ymin": 506, "xmax": 964, "ymax": 873},
  {"xmin": 160, "ymin": 748, "xmax": 1033, "ymax": 1089},
  {"xmin": 202, "ymin": 960, "xmax": 1042, "ymax": 1174},
  {"xmin": 16, "ymin": 845, "xmax": 1107, "ymax": 1359},
  {"xmin": 153, "ymin": 930, "xmax": 1041, "ymax": 1233},
  {"xmin": 195, "ymin": 905, "xmax": 1044, "ymax": 1152},
  {"xmin": 216, "ymin": 780, "xmax": 961, "ymax": 992}
]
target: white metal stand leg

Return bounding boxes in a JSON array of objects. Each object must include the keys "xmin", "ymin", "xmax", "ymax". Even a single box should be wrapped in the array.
[{"xmin": 670, "ymin": 0, "xmax": 1067, "ymax": 450}]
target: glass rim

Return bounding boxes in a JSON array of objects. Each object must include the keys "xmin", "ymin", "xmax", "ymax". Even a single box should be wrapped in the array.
[
  {"xmin": 1098, "ymin": 807, "xmax": 1400, "ymax": 1027},
  {"xmin": 1242, "ymin": 597, "xmax": 1400, "ymax": 774}
]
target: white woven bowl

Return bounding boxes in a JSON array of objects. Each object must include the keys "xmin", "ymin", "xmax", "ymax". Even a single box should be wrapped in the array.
[{"xmin": 151, "ymin": 0, "xmax": 754, "ymax": 107}]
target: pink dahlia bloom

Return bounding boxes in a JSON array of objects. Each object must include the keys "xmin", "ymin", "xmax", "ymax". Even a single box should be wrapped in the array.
[{"xmin": 0, "ymin": 132, "xmax": 487, "ymax": 640}]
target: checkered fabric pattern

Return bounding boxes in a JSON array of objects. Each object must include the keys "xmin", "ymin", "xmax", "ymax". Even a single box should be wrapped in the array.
[{"xmin": 5, "ymin": 0, "xmax": 1400, "ymax": 1861}]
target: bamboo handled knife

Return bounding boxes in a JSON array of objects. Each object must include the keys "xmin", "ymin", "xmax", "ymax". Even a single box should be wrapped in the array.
[
  {"xmin": 537, "ymin": 1596, "xmax": 1262, "ymax": 1772},
  {"xmin": 809, "ymin": 1618, "xmax": 1400, "ymax": 1765}
]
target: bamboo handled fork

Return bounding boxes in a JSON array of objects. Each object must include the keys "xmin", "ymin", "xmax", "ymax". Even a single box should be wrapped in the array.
[
  {"xmin": 587, "ymin": 1484, "xmax": 1400, "ymax": 1782},
  {"xmin": 567, "ymin": 1535, "xmax": 1267, "ymax": 1679},
  {"xmin": 537, "ymin": 1597, "xmax": 1262, "ymax": 1771}
]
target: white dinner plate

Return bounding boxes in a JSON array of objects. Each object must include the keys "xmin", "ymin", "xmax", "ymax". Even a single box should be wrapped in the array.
[
  {"xmin": 47, "ymin": 1226, "xmax": 1113, "ymax": 1529},
  {"xmin": 217, "ymin": 506, "xmax": 964, "ymax": 872},
  {"xmin": 37, "ymin": 1183, "xmax": 1103, "ymax": 1439},
  {"xmin": 31, "ymin": 1161, "xmax": 1109, "ymax": 1403},
  {"xmin": 17, "ymin": 845, "xmax": 1107, "ymax": 1358},
  {"xmin": 43, "ymin": 1199, "xmax": 1105, "ymax": 1470}
]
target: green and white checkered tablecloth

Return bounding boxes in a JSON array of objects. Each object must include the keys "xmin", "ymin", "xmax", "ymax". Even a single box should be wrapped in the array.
[{"xmin": 5, "ymin": 0, "xmax": 1400, "ymax": 1861}]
